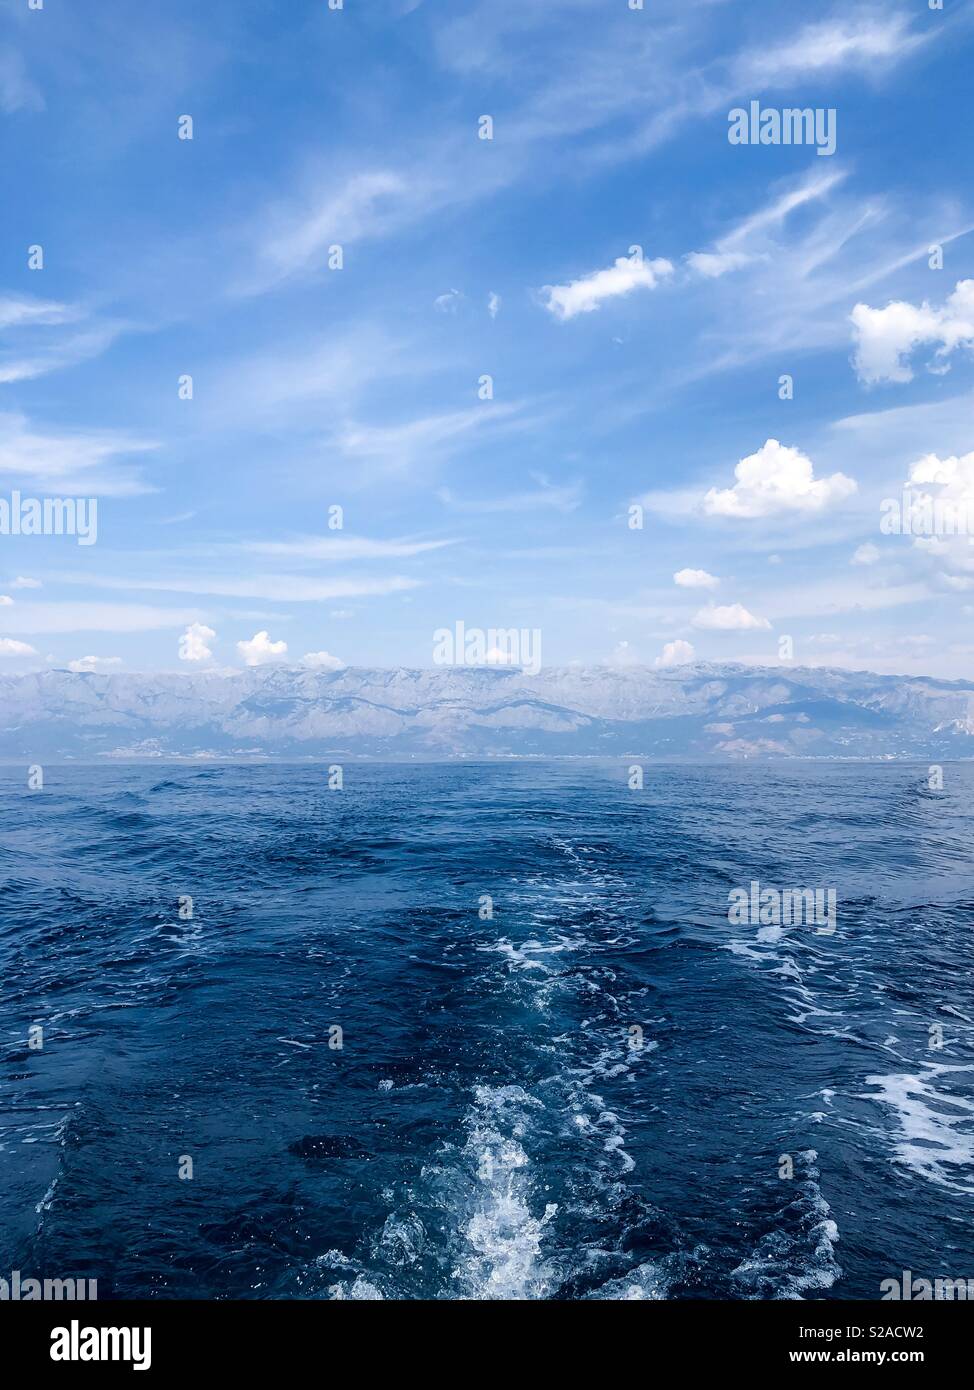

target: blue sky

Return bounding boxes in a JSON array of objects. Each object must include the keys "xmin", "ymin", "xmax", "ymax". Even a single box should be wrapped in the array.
[{"xmin": 2, "ymin": 0, "xmax": 974, "ymax": 677}]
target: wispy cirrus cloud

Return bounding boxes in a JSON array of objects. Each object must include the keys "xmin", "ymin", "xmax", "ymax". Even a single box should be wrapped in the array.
[
  {"xmin": 0, "ymin": 324, "xmax": 128, "ymax": 386},
  {"xmin": 334, "ymin": 402, "xmax": 528, "ymax": 473},
  {"xmin": 437, "ymin": 476, "xmax": 582, "ymax": 514},
  {"xmin": 0, "ymin": 294, "xmax": 125, "ymax": 385},
  {"xmin": 734, "ymin": 13, "xmax": 929, "ymax": 85},
  {"xmin": 0, "ymin": 412, "xmax": 158, "ymax": 496},
  {"xmin": 667, "ymin": 170, "xmax": 967, "ymax": 378},
  {"xmin": 601, "ymin": 10, "xmax": 933, "ymax": 162},
  {"xmin": 204, "ymin": 328, "xmax": 418, "ymax": 429},
  {"xmin": 0, "ymin": 295, "xmax": 76, "ymax": 331},
  {"xmin": 0, "ymin": 602, "xmax": 203, "ymax": 635},
  {"xmin": 244, "ymin": 535, "xmax": 456, "ymax": 561},
  {"xmin": 52, "ymin": 572, "xmax": 422, "ymax": 603},
  {"xmin": 239, "ymin": 158, "xmax": 493, "ymax": 297}
]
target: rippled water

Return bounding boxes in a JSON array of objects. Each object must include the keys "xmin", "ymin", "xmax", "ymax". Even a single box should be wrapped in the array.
[{"xmin": 1, "ymin": 761, "xmax": 973, "ymax": 1299}]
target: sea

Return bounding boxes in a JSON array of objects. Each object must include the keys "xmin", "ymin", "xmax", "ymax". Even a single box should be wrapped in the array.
[{"xmin": 1, "ymin": 761, "xmax": 972, "ymax": 1300}]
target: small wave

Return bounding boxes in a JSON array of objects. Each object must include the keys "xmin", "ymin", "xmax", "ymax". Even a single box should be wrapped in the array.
[{"xmin": 730, "ymin": 1152, "xmax": 841, "ymax": 1300}]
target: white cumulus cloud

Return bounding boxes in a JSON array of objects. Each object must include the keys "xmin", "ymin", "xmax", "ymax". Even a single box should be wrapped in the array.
[
  {"xmin": 68, "ymin": 655, "xmax": 122, "ymax": 673},
  {"xmin": 703, "ymin": 439, "xmax": 857, "ymax": 518},
  {"xmin": 10, "ymin": 576, "xmax": 41, "ymax": 589},
  {"xmin": 655, "ymin": 639, "xmax": 695, "ymax": 668},
  {"xmin": 541, "ymin": 255, "xmax": 673, "ymax": 320},
  {"xmin": 851, "ymin": 279, "xmax": 974, "ymax": 384},
  {"xmin": 0, "ymin": 637, "xmax": 37, "ymax": 656},
  {"xmin": 692, "ymin": 603, "xmax": 771, "ymax": 631},
  {"xmin": 302, "ymin": 650, "xmax": 345, "ymax": 671},
  {"xmin": 674, "ymin": 568, "xmax": 720, "ymax": 590},
  {"xmin": 908, "ymin": 449, "xmax": 974, "ymax": 498},
  {"xmin": 851, "ymin": 542, "xmax": 880, "ymax": 565},
  {"xmin": 237, "ymin": 629, "xmax": 287, "ymax": 666},
  {"xmin": 178, "ymin": 622, "xmax": 216, "ymax": 662},
  {"xmin": 899, "ymin": 452, "xmax": 974, "ymax": 577}
]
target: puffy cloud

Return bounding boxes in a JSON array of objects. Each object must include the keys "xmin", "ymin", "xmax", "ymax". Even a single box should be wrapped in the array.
[
  {"xmin": 10, "ymin": 576, "xmax": 41, "ymax": 589},
  {"xmin": 302, "ymin": 650, "xmax": 345, "ymax": 671},
  {"xmin": 178, "ymin": 621, "xmax": 216, "ymax": 662},
  {"xmin": 851, "ymin": 279, "xmax": 974, "ymax": 384},
  {"xmin": 487, "ymin": 292, "xmax": 501, "ymax": 319},
  {"xmin": 655, "ymin": 639, "xmax": 695, "ymax": 668},
  {"xmin": 68, "ymin": 655, "xmax": 122, "ymax": 673},
  {"xmin": 674, "ymin": 567, "xmax": 719, "ymax": 589},
  {"xmin": 896, "ymin": 452, "xmax": 974, "ymax": 575},
  {"xmin": 897, "ymin": 452, "xmax": 974, "ymax": 539},
  {"xmin": 908, "ymin": 450, "xmax": 974, "ymax": 495},
  {"xmin": 851, "ymin": 542, "xmax": 880, "ymax": 565},
  {"xmin": 0, "ymin": 595, "xmax": 12, "ymax": 606},
  {"xmin": 237, "ymin": 629, "xmax": 287, "ymax": 666},
  {"xmin": 692, "ymin": 603, "xmax": 771, "ymax": 631},
  {"xmin": 0, "ymin": 637, "xmax": 37, "ymax": 656},
  {"xmin": 541, "ymin": 254, "xmax": 673, "ymax": 320},
  {"xmin": 703, "ymin": 439, "xmax": 857, "ymax": 518},
  {"xmin": 913, "ymin": 535, "xmax": 947, "ymax": 556}
]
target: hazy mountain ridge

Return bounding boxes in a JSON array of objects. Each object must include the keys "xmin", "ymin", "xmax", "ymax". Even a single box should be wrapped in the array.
[{"xmin": 1, "ymin": 663, "xmax": 973, "ymax": 760}]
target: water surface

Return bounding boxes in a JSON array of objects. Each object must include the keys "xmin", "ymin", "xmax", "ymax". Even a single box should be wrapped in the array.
[{"xmin": 1, "ymin": 762, "xmax": 972, "ymax": 1299}]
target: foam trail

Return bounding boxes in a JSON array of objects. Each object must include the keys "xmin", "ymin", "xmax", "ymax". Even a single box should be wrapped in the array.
[{"xmin": 454, "ymin": 1085, "xmax": 558, "ymax": 1300}]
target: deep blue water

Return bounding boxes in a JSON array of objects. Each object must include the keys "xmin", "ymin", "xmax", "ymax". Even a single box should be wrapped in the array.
[{"xmin": 1, "ymin": 761, "xmax": 973, "ymax": 1300}]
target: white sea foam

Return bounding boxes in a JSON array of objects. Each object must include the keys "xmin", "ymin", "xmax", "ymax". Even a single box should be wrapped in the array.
[
  {"xmin": 586, "ymin": 1260, "xmax": 673, "ymax": 1299},
  {"xmin": 454, "ymin": 1085, "xmax": 558, "ymax": 1300},
  {"xmin": 328, "ymin": 1276, "xmax": 385, "ymax": 1300},
  {"xmin": 731, "ymin": 1152, "xmax": 841, "ymax": 1299},
  {"xmin": 478, "ymin": 934, "xmax": 585, "ymax": 973},
  {"xmin": 862, "ymin": 1064, "xmax": 974, "ymax": 1192}
]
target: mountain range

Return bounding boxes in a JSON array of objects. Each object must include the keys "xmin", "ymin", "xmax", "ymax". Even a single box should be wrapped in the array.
[{"xmin": 1, "ymin": 663, "xmax": 973, "ymax": 761}]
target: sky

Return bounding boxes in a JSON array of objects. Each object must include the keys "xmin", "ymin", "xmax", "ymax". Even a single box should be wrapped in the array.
[{"xmin": 1, "ymin": 0, "xmax": 974, "ymax": 679}]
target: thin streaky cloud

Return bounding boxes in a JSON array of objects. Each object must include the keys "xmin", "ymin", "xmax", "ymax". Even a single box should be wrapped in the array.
[
  {"xmin": 50, "ymin": 573, "xmax": 423, "ymax": 603},
  {"xmin": 244, "ymin": 536, "xmax": 458, "ymax": 560}
]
